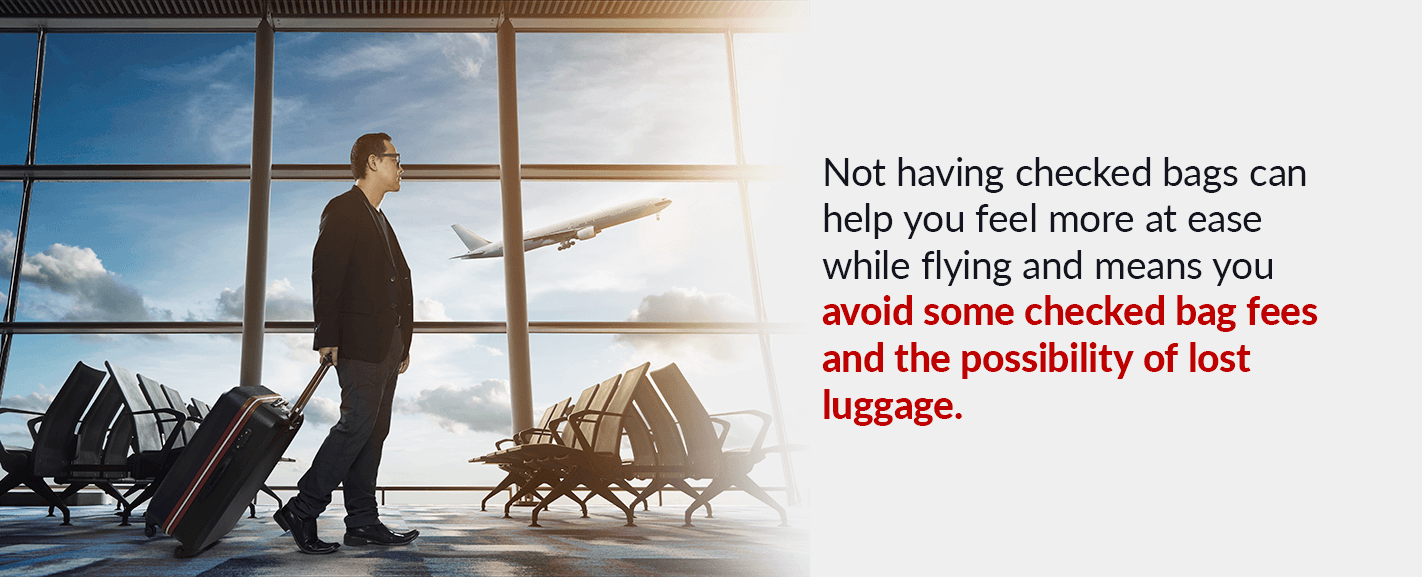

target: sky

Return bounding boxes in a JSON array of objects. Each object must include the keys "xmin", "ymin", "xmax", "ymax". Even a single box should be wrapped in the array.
[{"xmin": 0, "ymin": 30, "xmax": 807, "ymax": 496}]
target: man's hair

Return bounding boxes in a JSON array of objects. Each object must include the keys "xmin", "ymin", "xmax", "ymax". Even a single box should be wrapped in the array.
[{"xmin": 350, "ymin": 132, "xmax": 393, "ymax": 180}]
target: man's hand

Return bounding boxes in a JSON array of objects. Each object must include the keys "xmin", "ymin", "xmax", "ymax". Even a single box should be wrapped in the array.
[
  {"xmin": 399, "ymin": 354, "xmax": 410, "ymax": 374},
  {"xmin": 319, "ymin": 346, "xmax": 339, "ymax": 366}
]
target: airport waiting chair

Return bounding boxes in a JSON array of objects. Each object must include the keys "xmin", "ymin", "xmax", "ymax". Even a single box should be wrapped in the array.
[
  {"xmin": 157, "ymin": 382, "xmax": 200, "ymax": 447},
  {"xmin": 0, "ymin": 362, "xmax": 109, "ymax": 524},
  {"xmin": 618, "ymin": 366, "xmax": 715, "ymax": 519},
  {"xmin": 101, "ymin": 362, "xmax": 189, "ymax": 525},
  {"xmin": 104, "ymin": 374, "xmax": 197, "ymax": 515},
  {"xmin": 473, "ymin": 396, "xmax": 573, "ymax": 512},
  {"xmin": 632, "ymin": 363, "xmax": 795, "ymax": 527},
  {"xmin": 517, "ymin": 363, "xmax": 651, "ymax": 528},
  {"xmin": 473, "ymin": 381, "xmax": 616, "ymax": 520},
  {"xmin": 50, "ymin": 372, "xmax": 143, "ymax": 517}
]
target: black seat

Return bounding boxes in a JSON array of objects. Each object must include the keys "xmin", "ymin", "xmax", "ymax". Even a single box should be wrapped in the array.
[
  {"xmin": 102, "ymin": 362, "xmax": 188, "ymax": 525},
  {"xmin": 0, "ymin": 362, "xmax": 108, "ymax": 524},
  {"xmin": 645, "ymin": 363, "xmax": 793, "ymax": 526},
  {"xmin": 516, "ymin": 363, "xmax": 650, "ymax": 528}
]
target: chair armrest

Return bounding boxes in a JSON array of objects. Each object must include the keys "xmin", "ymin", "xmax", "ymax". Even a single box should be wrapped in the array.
[
  {"xmin": 708, "ymin": 410, "xmax": 772, "ymax": 454},
  {"xmin": 567, "ymin": 409, "xmax": 628, "ymax": 450},
  {"xmin": 0, "ymin": 408, "xmax": 47, "ymax": 442},
  {"xmin": 510, "ymin": 423, "xmax": 550, "ymax": 445},
  {"xmin": 132, "ymin": 408, "xmax": 189, "ymax": 457},
  {"xmin": 520, "ymin": 426, "xmax": 567, "ymax": 446},
  {"xmin": 493, "ymin": 437, "xmax": 518, "ymax": 450},
  {"xmin": 708, "ymin": 417, "xmax": 730, "ymax": 448}
]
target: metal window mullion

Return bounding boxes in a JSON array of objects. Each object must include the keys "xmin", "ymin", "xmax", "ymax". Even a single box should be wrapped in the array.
[
  {"xmin": 0, "ymin": 163, "xmax": 784, "ymax": 182},
  {"xmin": 725, "ymin": 30, "xmax": 798, "ymax": 505},
  {"xmin": 238, "ymin": 16, "xmax": 275, "ymax": 387},
  {"xmin": 0, "ymin": 28, "xmax": 47, "ymax": 399},
  {"xmin": 498, "ymin": 16, "xmax": 534, "ymax": 436}
]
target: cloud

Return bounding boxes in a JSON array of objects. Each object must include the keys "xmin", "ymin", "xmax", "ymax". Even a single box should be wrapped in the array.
[
  {"xmin": 0, "ymin": 231, "xmax": 171, "ymax": 322},
  {"xmin": 441, "ymin": 33, "xmax": 493, "ymax": 80},
  {"xmin": 303, "ymin": 396, "xmax": 341, "ymax": 427},
  {"xmin": 132, "ymin": 41, "xmax": 266, "ymax": 163},
  {"xmin": 415, "ymin": 298, "xmax": 449, "ymax": 321},
  {"xmin": 310, "ymin": 33, "xmax": 493, "ymax": 81},
  {"xmin": 613, "ymin": 287, "xmax": 752, "ymax": 361},
  {"xmin": 395, "ymin": 379, "xmax": 511, "ymax": 434},
  {"xmin": 624, "ymin": 287, "xmax": 751, "ymax": 323},
  {"xmin": 137, "ymin": 42, "xmax": 252, "ymax": 83},
  {"xmin": 1, "ymin": 392, "xmax": 54, "ymax": 413},
  {"xmin": 213, "ymin": 279, "xmax": 313, "ymax": 321},
  {"xmin": 314, "ymin": 36, "xmax": 429, "ymax": 79}
]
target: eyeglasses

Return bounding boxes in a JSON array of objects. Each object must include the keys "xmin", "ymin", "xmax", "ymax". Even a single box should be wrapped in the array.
[{"xmin": 374, "ymin": 153, "xmax": 401, "ymax": 166}]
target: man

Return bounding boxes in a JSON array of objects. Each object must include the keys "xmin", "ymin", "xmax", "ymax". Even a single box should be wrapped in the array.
[{"xmin": 274, "ymin": 133, "xmax": 417, "ymax": 554}]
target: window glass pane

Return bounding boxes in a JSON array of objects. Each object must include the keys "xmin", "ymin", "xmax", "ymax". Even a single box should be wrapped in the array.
[
  {"xmin": 733, "ymin": 33, "xmax": 809, "ymax": 166},
  {"xmin": 274, "ymin": 33, "xmax": 499, "ymax": 164},
  {"xmin": 517, "ymin": 34, "xmax": 735, "ymax": 164},
  {"xmin": 0, "ymin": 334, "xmax": 241, "ymax": 449},
  {"xmin": 37, "ymin": 34, "xmax": 255, "ymax": 164},
  {"xmin": 747, "ymin": 181, "xmax": 800, "ymax": 323},
  {"xmin": 0, "ymin": 183, "xmax": 20, "ymax": 319},
  {"xmin": 0, "ymin": 33, "xmax": 37, "ymax": 164},
  {"xmin": 515, "ymin": 182, "xmax": 752, "ymax": 322},
  {"xmin": 16, "ymin": 183, "xmax": 247, "ymax": 322},
  {"xmin": 269, "ymin": 181, "xmax": 506, "ymax": 322}
]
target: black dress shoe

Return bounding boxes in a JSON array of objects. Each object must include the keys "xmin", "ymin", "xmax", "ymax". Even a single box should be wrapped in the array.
[
  {"xmin": 274, "ymin": 505, "xmax": 340, "ymax": 555},
  {"xmin": 344, "ymin": 523, "xmax": 419, "ymax": 546}
]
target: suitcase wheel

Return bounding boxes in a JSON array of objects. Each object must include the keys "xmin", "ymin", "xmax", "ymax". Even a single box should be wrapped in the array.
[
  {"xmin": 174, "ymin": 545, "xmax": 190, "ymax": 558},
  {"xmin": 144, "ymin": 524, "xmax": 157, "ymax": 538}
]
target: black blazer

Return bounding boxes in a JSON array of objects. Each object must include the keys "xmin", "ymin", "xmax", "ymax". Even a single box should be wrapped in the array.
[{"xmin": 312, "ymin": 186, "xmax": 414, "ymax": 363}]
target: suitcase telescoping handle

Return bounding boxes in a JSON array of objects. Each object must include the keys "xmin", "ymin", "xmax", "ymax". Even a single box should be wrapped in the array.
[{"xmin": 290, "ymin": 354, "xmax": 334, "ymax": 419}]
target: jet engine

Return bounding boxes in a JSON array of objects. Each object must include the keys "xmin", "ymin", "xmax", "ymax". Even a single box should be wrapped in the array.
[{"xmin": 576, "ymin": 226, "xmax": 597, "ymax": 240}]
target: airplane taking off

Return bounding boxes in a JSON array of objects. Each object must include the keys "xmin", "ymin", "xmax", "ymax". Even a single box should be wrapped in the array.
[{"xmin": 451, "ymin": 197, "xmax": 672, "ymax": 259}]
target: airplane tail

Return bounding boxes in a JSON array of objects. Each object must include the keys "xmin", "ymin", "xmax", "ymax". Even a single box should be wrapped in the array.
[{"xmin": 451, "ymin": 224, "xmax": 491, "ymax": 251}]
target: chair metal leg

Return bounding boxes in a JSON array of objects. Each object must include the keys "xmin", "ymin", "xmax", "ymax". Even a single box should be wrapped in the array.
[
  {"xmin": 22, "ymin": 478, "xmax": 70, "ymax": 525},
  {"xmin": 504, "ymin": 476, "xmax": 548, "ymax": 519},
  {"xmin": 683, "ymin": 477, "xmax": 732, "ymax": 527},
  {"xmin": 588, "ymin": 482, "xmax": 635, "ymax": 527},
  {"xmin": 666, "ymin": 479, "xmax": 712, "ymax": 517},
  {"xmin": 481, "ymin": 471, "xmax": 521, "ymax": 512},
  {"xmin": 96, "ymin": 482, "xmax": 129, "ymax": 511},
  {"xmin": 530, "ymin": 474, "xmax": 581, "ymax": 528},
  {"xmin": 734, "ymin": 474, "xmax": 788, "ymax": 526},
  {"xmin": 627, "ymin": 479, "xmax": 666, "ymax": 511}
]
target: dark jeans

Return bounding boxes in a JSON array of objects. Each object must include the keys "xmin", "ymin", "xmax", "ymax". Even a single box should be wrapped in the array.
[{"xmin": 289, "ymin": 327, "xmax": 402, "ymax": 528}]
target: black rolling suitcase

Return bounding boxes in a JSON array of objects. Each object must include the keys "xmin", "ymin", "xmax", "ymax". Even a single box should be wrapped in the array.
[{"xmin": 144, "ymin": 359, "xmax": 332, "ymax": 558}]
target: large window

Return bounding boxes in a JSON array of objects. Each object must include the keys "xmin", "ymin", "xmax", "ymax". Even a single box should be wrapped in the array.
[{"xmin": 0, "ymin": 11, "xmax": 802, "ymax": 498}]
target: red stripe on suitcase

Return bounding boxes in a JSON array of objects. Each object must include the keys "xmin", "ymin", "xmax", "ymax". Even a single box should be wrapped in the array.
[{"xmin": 162, "ymin": 394, "xmax": 284, "ymax": 535}]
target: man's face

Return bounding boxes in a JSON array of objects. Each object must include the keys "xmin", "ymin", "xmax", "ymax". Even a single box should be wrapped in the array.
[{"xmin": 370, "ymin": 140, "xmax": 403, "ymax": 193}]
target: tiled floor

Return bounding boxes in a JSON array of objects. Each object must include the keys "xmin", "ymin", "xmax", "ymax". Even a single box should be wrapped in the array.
[{"xmin": 0, "ymin": 501, "xmax": 809, "ymax": 576}]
